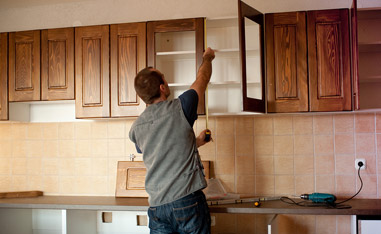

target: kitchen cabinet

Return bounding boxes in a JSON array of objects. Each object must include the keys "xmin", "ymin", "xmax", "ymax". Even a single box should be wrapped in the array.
[
  {"xmin": 41, "ymin": 28, "xmax": 75, "ymax": 101},
  {"xmin": 75, "ymin": 25, "xmax": 110, "ymax": 118},
  {"xmin": 0, "ymin": 33, "xmax": 8, "ymax": 120},
  {"xmin": 9, "ymin": 28, "xmax": 74, "ymax": 103},
  {"xmin": 147, "ymin": 18, "xmax": 205, "ymax": 114},
  {"xmin": 265, "ymin": 9, "xmax": 351, "ymax": 112},
  {"xmin": 110, "ymin": 22, "xmax": 146, "ymax": 117},
  {"xmin": 355, "ymin": 9, "xmax": 381, "ymax": 109},
  {"xmin": 9, "ymin": 30, "xmax": 40, "ymax": 102}
]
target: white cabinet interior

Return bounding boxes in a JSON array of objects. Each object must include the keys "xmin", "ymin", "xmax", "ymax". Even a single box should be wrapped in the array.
[
  {"xmin": 358, "ymin": 9, "xmax": 381, "ymax": 109},
  {"xmin": 154, "ymin": 17, "xmax": 262, "ymax": 115}
]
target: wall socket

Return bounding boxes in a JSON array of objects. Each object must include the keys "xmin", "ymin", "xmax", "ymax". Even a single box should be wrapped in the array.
[{"xmin": 355, "ymin": 159, "xmax": 366, "ymax": 170}]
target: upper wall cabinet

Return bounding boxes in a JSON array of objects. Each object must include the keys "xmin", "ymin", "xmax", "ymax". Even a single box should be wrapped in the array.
[
  {"xmin": 9, "ymin": 28, "xmax": 75, "ymax": 103},
  {"xmin": 76, "ymin": 23, "xmax": 146, "ymax": 119},
  {"xmin": 0, "ymin": 33, "xmax": 8, "ymax": 120},
  {"xmin": 75, "ymin": 25, "xmax": 110, "ymax": 118},
  {"xmin": 110, "ymin": 22, "xmax": 146, "ymax": 117},
  {"xmin": 9, "ymin": 30, "xmax": 40, "ymax": 102},
  {"xmin": 41, "ymin": 28, "xmax": 75, "ymax": 101},
  {"xmin": 147, "ymin": 18, "xmax": 205, "ymax": 115},
  {"xmin": 264, "ymin": 8, "xmax": 351, "ymax": 112}
]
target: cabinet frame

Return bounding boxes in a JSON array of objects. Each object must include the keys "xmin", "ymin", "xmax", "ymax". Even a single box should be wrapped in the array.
[{"xmin": 147, "ymin": 18, "xmax": 205, "ymax": 114}]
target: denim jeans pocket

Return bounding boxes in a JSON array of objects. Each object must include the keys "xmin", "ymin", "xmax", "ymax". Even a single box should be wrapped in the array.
[
  {"xmin": 148, "ymin": 207, "xmax": 162, "ymax": 230},
  {"xmin": 173, "ymin": 201, "xmax": 201, "ymax": 233}
]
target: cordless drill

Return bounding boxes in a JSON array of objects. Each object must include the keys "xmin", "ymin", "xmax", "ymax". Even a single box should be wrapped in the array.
[{"xmin": 300, "ymin": 193, "xmax": 336, "ymax": 203}]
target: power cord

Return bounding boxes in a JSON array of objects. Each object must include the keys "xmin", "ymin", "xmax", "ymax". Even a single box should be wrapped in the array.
[{"xmin": 280, "ymin": 161, "xmax": 364, "ymax": 209}]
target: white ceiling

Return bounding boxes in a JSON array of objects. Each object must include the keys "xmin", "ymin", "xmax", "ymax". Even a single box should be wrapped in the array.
[
  {"xmin": 0, "ymin": 0, "xmax": 380, "ymax": 32},
  {"xmin": 1, "ymin": 0, "xmax": 379, "ymax": 11}
]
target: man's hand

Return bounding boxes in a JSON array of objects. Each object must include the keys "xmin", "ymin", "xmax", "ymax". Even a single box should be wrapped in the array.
[
  {"xmin": 203, "ymin": 47, "xmax": 215, "ymax": 62},
  {"xmin": 196, "ymin": 129, "xmax": 212, "ymax": 148}
]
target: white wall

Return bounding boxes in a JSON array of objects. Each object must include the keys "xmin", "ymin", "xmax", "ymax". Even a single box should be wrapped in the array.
[{"xmin": 1, "ymin": 0, "xmax": 380, "ymax": 33}]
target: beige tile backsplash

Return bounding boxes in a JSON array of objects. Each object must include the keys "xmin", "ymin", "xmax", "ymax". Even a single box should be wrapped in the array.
[{"xmin": 1, "ymin": 112, "xmax": 381, "ymax": 233}]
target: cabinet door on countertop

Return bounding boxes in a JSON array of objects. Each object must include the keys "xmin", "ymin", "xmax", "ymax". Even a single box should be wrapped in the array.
[
  {"xmin": 0, "ymin": 33, "xmax": 8, "ymax": 120},
  {"xmin": 110, "ymin": 22, "xmax": 146, "ymax": 117},
  {"xmin": 9, "ymin": 30, "xmax": 40, "ymax": 102},
  {"xmin": 41, "ymin": 28, "xmax": 75, "ymax": 101},
  {"xmin": 266, "ymin": 11, "xmax": 308, "ymax": 113},
  {"xmin": 308, "ymin": 9, "xmax": 351, "ymax": 111},
  {"xmin": 75, "ymin": 25, "xmax": 110, "ymax": 118}
]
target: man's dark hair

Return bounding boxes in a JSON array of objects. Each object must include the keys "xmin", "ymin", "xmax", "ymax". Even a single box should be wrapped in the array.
[{"xmin": 134, "ymin": 67, "xmax": 164, "ymax": 104}]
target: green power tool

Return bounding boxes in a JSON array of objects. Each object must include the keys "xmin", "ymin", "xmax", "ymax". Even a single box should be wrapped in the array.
[{"xmin": 300, "ymin": 193, "xmax": 336, "ymax": 203}]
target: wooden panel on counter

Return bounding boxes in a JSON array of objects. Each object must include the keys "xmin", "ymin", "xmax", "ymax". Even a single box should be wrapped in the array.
[
  {"xmin": 41, "ymin": 27, "xmax": 75, "ymax": 101},
  {"xmin": 9, "ymin": 30, "xmax": 40, "ymax": 102},
  {"xmin": 116, "ymin": 161, "xmax": 210, "ymax": 197},
  {"xmin": 0, "ymin": 33, "xmax": 8, "ymax": 120}
]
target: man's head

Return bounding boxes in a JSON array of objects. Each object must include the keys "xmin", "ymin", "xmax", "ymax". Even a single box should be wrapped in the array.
[{"xmin": 134, "ymin": 67, "xmax": 170, "ymax": 104}]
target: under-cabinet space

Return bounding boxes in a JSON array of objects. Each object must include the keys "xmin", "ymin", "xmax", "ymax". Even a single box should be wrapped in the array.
[
  {"xmin": 67, "ymin": 210, "xmax": 149, "ymax": 234},
  {"xmin": 0, "ymin": 208, "xmax": 66, "ymax": 234}
]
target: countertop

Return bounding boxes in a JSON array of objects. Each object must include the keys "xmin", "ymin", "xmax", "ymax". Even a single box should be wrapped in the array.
[{"xmin": 1, "ymin": 196, "xmax": 381, "ymax": 215}]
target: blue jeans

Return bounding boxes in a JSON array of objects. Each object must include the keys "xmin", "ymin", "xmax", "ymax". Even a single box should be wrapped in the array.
[{"xmin": 147, "ymin": 190, "xmax": 211, "ymax": 234}]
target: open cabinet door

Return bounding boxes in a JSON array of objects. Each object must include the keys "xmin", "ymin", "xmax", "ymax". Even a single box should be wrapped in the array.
[
  {"xmin": 351, "ymin": 0, "xmax": 360, "ymax": 110},
  {"xmin": 238, "ymin": 0, "xmax": 266, "ymax": 113}
]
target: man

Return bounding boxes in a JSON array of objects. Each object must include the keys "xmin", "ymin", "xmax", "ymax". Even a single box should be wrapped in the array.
[{"xmin": 129, "ymin": 47, "xmax": 215, "ymax": 234}]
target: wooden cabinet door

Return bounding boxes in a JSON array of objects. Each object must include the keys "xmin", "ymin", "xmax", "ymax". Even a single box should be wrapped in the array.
[
  {"xmin": 75, "ymin": 25, "xmax": 110, "ymax": 118},
  {"xmin": 110, "ymin": 23, "xmax": 146, "ymax": 117},
  {"xmin": 41, "ymin": 28, "xmax": 74, "ymax": 101},
  {"xmin": 308, "ymin": 9, "xmax": 352, "ymax": 111},
  {"xmin": 9, "ymin": 30, "xmax": 40, "ymax": 102},
  {"xmin": 0, "ymin": 33, "xmax": 8, "ymax": 120},
  {"xmin": 239, "ymin": 0, "xmax": 266, "ymax": 113},
  {"xmin": 266, "ymin": 12, "xmax": 308, "ymax": 113},
  {"xmin": 147, "ymin": 18, "xmax": 205, "ymax": 114}
]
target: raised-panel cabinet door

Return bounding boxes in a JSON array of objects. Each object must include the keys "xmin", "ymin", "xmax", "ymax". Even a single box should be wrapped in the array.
[
  {"xmin": 266, "ymin": 12, "xmax": 308, "ymax": 113},
  {"xmin": 0, "ymin": 33, "xmax": 8, "ymax": 120},
  {"xmin": 75, "ymin": 25, "xmax": 110, "ymax": 118},
  {"xmin": 41, "ymin": 28, "xmax": 74, "ymax": 101},
  {"xmin": 110, "ymin": 22, "xmax": 146, "ymax": 117},
  {"xmin": 308, "ymin": 9, "xmax": 352, "ymax": 111},
  {"xmin": 9, "ymin": 30, "xmax": 40, "ymax": 102}
]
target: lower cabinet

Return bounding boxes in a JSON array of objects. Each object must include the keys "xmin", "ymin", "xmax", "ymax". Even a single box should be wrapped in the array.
[{"xmin": 0, "ymin": 209, "xmax": 149, "ymax": 234}]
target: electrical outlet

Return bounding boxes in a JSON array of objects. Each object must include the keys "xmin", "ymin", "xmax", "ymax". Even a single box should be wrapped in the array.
[{"xmin": 355, "ymin": 159, "xmax": 366, "ymax": 170}]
